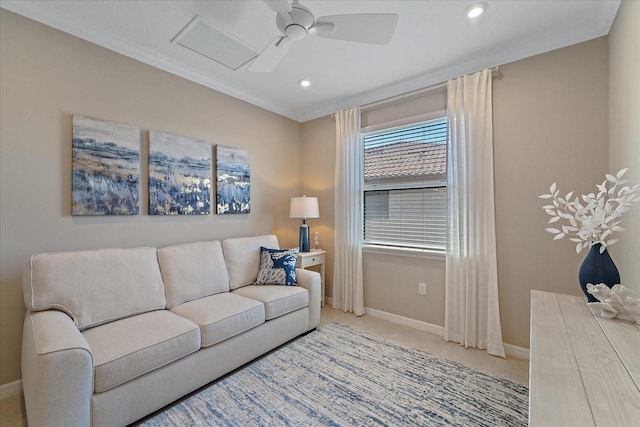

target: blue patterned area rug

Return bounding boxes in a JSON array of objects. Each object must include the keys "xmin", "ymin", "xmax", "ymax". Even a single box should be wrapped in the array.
[{"xmin": 139, "ymin": 323, "xmax": 528, "ymax": 426}]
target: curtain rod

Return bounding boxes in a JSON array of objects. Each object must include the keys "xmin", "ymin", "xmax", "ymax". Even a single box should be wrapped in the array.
[{"xmin": 360, "ymin": 66, "xmax": 502, "ymax": 112}]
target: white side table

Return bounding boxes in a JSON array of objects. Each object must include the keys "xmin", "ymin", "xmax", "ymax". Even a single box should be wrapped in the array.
[{"xmin": 296, "ymin": 250, "xmax": 326, "ymax": 306}]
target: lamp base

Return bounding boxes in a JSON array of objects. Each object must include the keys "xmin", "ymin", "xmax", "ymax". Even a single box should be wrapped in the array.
[{"xmin": 299, "ymin": 220, "xmax": 310, "ymax": 252}]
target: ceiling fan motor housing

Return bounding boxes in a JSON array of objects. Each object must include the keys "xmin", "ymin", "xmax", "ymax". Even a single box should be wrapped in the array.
[{"xmin": 276, "ymin": 3, "xmax": 315, "ymax": 40}]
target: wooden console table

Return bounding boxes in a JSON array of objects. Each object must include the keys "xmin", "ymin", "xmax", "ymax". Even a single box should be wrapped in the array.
[{"xmin": 529, "ymin": 290, "xmax": 640, "ymax": 426}]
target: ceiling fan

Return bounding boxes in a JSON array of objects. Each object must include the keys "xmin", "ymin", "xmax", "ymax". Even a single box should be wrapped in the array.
[{"xmin": 248, "ymin": 0, "xmax": 399, "ymax": 72}]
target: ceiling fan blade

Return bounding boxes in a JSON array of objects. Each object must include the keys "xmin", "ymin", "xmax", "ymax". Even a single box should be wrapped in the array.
[
  {"xmin": 315, "ymin": 13, "xmax": 398, "ymax": 45},
  {"xmin": 263, "ymin": 0, "xmax": 292, "ymax": 15},
  {"xmin": 248, "ymin": 36, "xmax": 292, "ymax": 72},
  {"xmin": 308, "ymin": 21, "xmax": 335, "ymax": 36}
]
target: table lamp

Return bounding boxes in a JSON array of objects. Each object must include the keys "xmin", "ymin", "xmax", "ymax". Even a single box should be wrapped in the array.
[{"xmin": 290, "ymin": 196, "xmax": 319, "ymax": 252}]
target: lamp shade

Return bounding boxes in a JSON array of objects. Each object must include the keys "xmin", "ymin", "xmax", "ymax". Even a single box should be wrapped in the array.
[{"xmin": 290, "ymin": 196, "xmax": 319, "ymax": 219}]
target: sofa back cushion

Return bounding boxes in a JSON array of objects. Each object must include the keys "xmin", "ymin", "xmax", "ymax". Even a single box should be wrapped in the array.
[
  {"xmin": 158, "ymin": 240, "xmax": 230, "ymax": 308},
  {"xmin": 24, "ymin": 247, "xmax": 166, "ymax": 331},
  {"xmin": 222, "ymin": 235, "xmax": 279, "ymax": 289}
]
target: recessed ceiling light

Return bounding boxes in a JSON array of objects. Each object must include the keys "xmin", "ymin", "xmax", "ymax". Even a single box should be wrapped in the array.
[
  {"xmin": 465, "ymin": 2, "xmax": 488, "ymax": 19},
  {"xmin": 299, "ymin": 79, "xmax": 311, "ymax": 88}
]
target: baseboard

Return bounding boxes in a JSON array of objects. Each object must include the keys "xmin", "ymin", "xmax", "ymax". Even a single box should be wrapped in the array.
[
  {"xmin": 0, "ymin": 379, "xmax": 22, "ymax": 399},
  {"xmin": 503, "ymin": 343, "xmax": 530, "ymax": 360},
  {"xmin": 364, "ymin": 307, "xmax": 445, "ymax": 336},
  {"xmin": 325, "ymin": 301, "xmax": 530, "ymax": 360},
  {"xmin": 365, "ymin": 307, "xmax": 530, "ymax": 359}
]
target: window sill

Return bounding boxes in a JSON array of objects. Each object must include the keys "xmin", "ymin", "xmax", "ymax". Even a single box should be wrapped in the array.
[{"xmin": 362, "ymin": 245, "xmax": 445, "ymax": 260}]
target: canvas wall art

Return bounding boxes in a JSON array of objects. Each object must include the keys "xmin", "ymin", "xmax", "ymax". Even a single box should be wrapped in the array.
[
  {"xmin": 72, "ymin": 115, "xmax": 140, "ymax": 216},
  {"xmin": 149, "ymin": 131, "xmax": 212, "ymax": 215},
  {"xmin": 216, "ymin": 145, "xmax": 250, "ymax": 214}
]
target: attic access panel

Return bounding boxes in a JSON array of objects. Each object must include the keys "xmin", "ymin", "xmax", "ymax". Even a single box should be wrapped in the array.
[{"xmin": 173, "ymin": 15, "xmax": 258, "ymax": 70}]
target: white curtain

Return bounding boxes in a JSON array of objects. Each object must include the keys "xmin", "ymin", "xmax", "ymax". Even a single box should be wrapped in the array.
[
  {"xmin": 444, "ymin": 69, "xmax": 505, "ymax": 357},
  {"xmin": 333, "ymin": 107, "xmax": 364, "ymax": 316}
]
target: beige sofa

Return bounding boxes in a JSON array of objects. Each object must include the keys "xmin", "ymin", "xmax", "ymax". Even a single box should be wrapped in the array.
[{"xmin": 21, "ymin": 235, "xmax": 321, "ymax": 427}]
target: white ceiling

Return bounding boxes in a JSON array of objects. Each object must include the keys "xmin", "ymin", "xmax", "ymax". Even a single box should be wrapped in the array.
[{"xmin": 0, "ymin": 0, "xmax": 620, "ymax": 122}]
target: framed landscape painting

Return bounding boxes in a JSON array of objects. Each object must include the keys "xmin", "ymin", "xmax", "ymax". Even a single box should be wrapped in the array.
[
  {"xmin": 72, "ymin": 115, "xmax": 140, "ymax": 216},
  {"xmin": 149, "ymin": 131, "xmax": 212, "ymax": 215},
  {"xmin": 216, "ymin": 145, "xmax": 250, "ymax": 214}
]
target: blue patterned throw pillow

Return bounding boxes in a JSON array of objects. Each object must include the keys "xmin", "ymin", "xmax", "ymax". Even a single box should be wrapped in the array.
[{"xmin": 256, "ymin": 247, "xmax": 299, "ymax": 286}]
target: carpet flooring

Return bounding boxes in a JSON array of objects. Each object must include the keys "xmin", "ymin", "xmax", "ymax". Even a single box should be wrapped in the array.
[{"xmin": 139, "ymin": 323, "xmax": 528, "ymax": 426}]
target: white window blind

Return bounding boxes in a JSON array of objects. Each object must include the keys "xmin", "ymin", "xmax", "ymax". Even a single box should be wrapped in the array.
[{"xmin": 363, "ymin": 117, "xmax": 447, "ymax": 251}]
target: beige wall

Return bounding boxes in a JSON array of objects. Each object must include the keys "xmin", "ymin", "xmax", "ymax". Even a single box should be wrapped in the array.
[
  {"xmin": 608, "ymin": 0, "xmax": 640, "ymax": 295},
  {"xmin": 493, "ymin": 37, "xmax": 609, "ymax": 348},
  {"xmin": 300, "ymin": 115, "xmax": 336, "ymax": 293},
  {"xmin": 301, "ymin": 37, "xmax": 610, "ymax": 349},
  {"xmin": 363, "ymin": 253, "xmax": 446, "ymax": 325},
  {"xmin": 361, "ymin": 87, "xmax": 447, "ymax": 128},
  {"xmin": 0, "ymin": 11, "xmax": 303, "ymax": 385}
]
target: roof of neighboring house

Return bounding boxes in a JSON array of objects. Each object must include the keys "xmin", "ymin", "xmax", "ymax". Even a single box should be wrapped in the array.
[{"xmin": 364, "ymin": 141, "xmax": 446, "ymax": 180}]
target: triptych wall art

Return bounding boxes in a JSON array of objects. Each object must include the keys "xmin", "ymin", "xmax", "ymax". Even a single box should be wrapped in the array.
[
  {"xmin": 72, "ymin": 115, "xmax": 141, "ymax": 216},
  {"xmin": 72, "ymin": 115, "xmax": 250, "ymax": 216},
  {"xmin": 149, "ymin": 131, "xmax": 212, "ymax": 216},
  {"xmin": 216, "ymin": 145, "xmax": 250, "ymax": 214}
]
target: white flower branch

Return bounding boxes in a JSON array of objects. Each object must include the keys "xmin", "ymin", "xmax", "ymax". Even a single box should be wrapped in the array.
[{"xmin": 540, "ymin": 168, "xmax": 639, "ymax": 253}]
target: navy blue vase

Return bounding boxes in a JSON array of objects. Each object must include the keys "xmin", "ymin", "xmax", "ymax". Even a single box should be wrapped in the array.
[{"xmin": 578, "ymin": 243, "xmax": 620, "ymax": 303}]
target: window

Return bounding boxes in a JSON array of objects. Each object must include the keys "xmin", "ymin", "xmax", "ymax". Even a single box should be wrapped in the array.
[{"xmin": 362, "ymin": 115, "xmax": 447, "ymax": 251}]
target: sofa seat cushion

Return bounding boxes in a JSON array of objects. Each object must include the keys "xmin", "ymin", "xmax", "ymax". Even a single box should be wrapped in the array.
[
  {"xmin": 232, "ymin": 285, "xmax": 308, "ymax": 320},
  {"xmin": 170, "ymin": 293, "xmax": 265, "ymax": 347},
  {"xmin": 82, "ymin": 310, "xmax": 200, "ymax": 393}
]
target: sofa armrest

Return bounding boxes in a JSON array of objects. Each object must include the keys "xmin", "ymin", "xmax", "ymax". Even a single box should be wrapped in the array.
[
  {"xmin": 295, "ymin": 268, "xmax": 321, "ymax": 329},
  {"xmin": 22, "ymin": 310, "xmax": 94, "ymax": 427}
]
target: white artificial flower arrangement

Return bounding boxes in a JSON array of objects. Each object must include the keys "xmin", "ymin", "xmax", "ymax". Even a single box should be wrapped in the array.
[{"xmin": 539, "ymin": 168, "xmax": 639, "ymax": 254}]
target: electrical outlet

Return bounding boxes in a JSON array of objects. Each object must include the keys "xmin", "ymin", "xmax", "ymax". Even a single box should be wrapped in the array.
[{"xmin": 418, "ymin": 282, "xmax": 427, "ymax": 295}]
